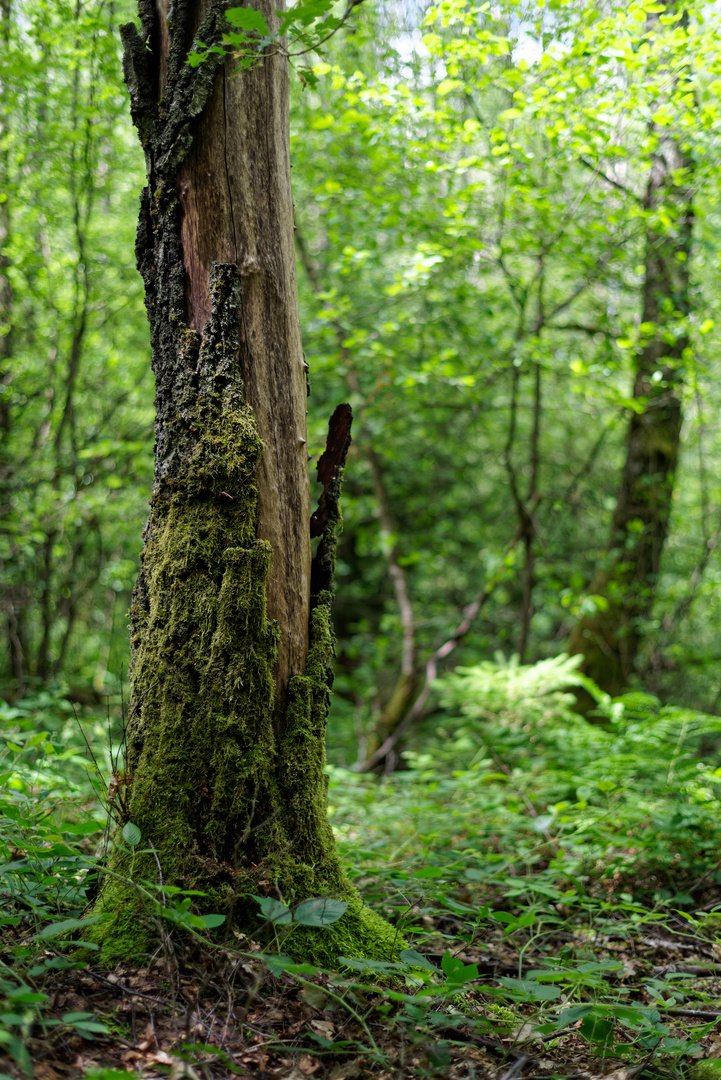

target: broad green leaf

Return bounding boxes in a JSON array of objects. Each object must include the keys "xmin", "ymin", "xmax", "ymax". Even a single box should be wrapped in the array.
[
  {"xmin": 254, "ymin": 895, "xmax": 292, "ymax": 924},
  {"xmin": 441, "ymin": 950, "xmax": 478, "ymax": 985},
  {"xmin": 6, "ymin": 991, "xmax": 47, "ymax": 1004},
  {"xmin": 226, "ymin": 6, "xmax": 269, "ymax": 33},
  {"xmin": 64, "ymin": 820, "xmax": 105, "ymax": 835},
  {"xmin": 556, "ymin": 1004, "xmax": 594, "ymax": 1027},
  {"xmin": 293, "ymin": 898, "xmax": 348, "ymax": 927},
  {"xmin": 580, "ymin": 1014, "xmax": 615, "ymax": 1044},
  {"xmin": 498, "ymin": 977, "xmax": 561, "ymax": 1000},
  {"xmin": 36, "ymin": 915, "xmax": 102, "ymax": 940},
  {"xmin": 122, "ymin": 821, "xmax": 141, "ymax": 846},
  {"xmin": 400, "ymin": 948, "xmax": 439, "ymax": 973},
  {"xmin": 198, "ymin": 913, "xmax": 226, "ymax": 928},
  {"xmin": 490, "ymin": 910, "xmax": 518, "ymax": 924}
]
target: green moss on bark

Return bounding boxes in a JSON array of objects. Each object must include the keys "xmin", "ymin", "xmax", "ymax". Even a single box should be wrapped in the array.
[
  {"xmin": 99, "ymin": 5, "xmax": 400, "ymax": 963},
  {"xmin": 89, "ymin": 269, "xmax": 399, "ymax": 965}
]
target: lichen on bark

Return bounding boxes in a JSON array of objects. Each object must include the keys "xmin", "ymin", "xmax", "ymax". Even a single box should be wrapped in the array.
[{"xmin": 89, "ymin": 0, "xmax": 399, "ymax": 964}]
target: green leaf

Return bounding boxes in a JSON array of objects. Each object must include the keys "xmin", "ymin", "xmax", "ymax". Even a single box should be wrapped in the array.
[
  {"xmin": 256, "ymin": 952, "xmax": 294, "ymax": 975},
  {"xmin": 72, "ymin": 1021, "xmax": 110, "ymax": 1034},
  {"xmin": 198, "ymin": 913, "xmax": 226, "ymax": 929},
  {"xmin": 400, "ymin": 948, "xmax": 439, "ymax": 973},
  {"xmin": 498, "ymin": 977, "xmax": 562, "ymax": 1001},
  {"xmin": 613, "ymin": 1005, "xmax": 661, "ymax": 1028},
  {"xmin": 556, "ymin": 1004, "xmax": 594, "ymax": 1027},
  {"xmin": 490, "ymin": 910, "xmax": 518, "ymax": 924},
  {"xmin": 0, "ymin": 1029, "xmax": 32, "ymax": 1076},
  {"xmin": 580, "ymin": 1014, "xmax": 615, "ymax": 1044},
  {"xmin": 64, "ymin": 820, "xmax": 105, "ymax": 835},
  {"xmin": 337, "ymin": 956, "xmax": 402, "ymax": 973},
  {"xmin": 225, "ymin": 6, "xmax": 269, "ymax": 33},
  {"xmin": 441, "ymin": 950, "xmax": 478, "ymax": 986},
  {"xmin": 36, "ymin": 915, "xmax": 102, "ymax": 940},
  {"xmin": 6, "ymin": 991, "xmax": 47, "ymax": 1004},
  {"xmin": 293, "ymin": 898, "xmax": 348, "ymax": 927},
  {"xmin": 254, "ymin": 895, "xmax": 292, "ymax": 924},
  {"xmin": 413, "ymin": 866, "xmax": 445, "ymax": 879},
  {"xmin": 122, "ymin": 821, "xmax": 141, "ymax": 846}
]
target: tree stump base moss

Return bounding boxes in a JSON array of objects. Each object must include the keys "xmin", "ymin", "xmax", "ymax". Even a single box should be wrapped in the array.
[
  {"xmin": 95, "ymin": 6, "xmax": 402, "ymax": 965},
  {"xmin": 86, "ymin": 268, "xmax": 400, "ymax": 966},
  {"xmin": 87, "ymin": 876, "xmax": 401, "ymax": 968}
]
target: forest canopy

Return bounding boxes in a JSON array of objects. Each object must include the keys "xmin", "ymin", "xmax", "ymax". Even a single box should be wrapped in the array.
[{"xmin": 4, "ymin": 0, "xmax": 721, "ymax": 1076}]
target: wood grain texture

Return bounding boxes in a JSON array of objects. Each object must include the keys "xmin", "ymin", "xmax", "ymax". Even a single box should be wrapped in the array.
[{"xmin": 174, "ymin": 0, "xmax": 311, "ymax": 698}]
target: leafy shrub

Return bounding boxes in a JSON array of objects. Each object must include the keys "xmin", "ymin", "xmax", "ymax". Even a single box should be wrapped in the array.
[{"xmin": 329, "ymin": 654, "xmax": 721, "ymax": 899}]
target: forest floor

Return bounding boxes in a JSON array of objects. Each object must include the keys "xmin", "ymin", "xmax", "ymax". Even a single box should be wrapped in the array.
[
  {"xmin": 4, "ymin": 889, "xmax": 721, "ymax": 1080},
  {"xmin": 6, "ymin": 693, "xmax": 721, "ymax": 1080}
]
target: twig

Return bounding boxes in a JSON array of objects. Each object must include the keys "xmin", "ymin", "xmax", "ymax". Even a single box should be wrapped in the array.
[
  {"xmin": 85, "ymin": 968, "xmax": 170, "ymax": 1009},
  {"xmin": 663, "ymin": 1007, "xmax": 721, "ymax": 1019},
  {"xmin": 355, "ymin": 501, "xmax": 538, "ymax": 773},
  {"xmin": 579, "ymin": 156, "xmax": 643, "ymax": 202},
  {"xmin": 500, "ymin": 1055, "xmax": 529, "ymax": 1080},
  {"xmin": 70, "ymin": 702, "xmax": 107, "ymax": 799}
]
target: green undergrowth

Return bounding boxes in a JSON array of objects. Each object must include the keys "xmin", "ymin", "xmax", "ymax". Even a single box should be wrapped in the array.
[
  {"xmin": 3, "ymin": 665, "xmax": 721, "ymax": 1076},
  {"xmin": 330, "ymin": 654, "xmax": 721, "ymax": 906}
]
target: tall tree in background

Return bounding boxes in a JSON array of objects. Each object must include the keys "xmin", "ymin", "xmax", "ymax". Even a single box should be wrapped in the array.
[
  {"xmin": 0, "ymin": 0, "xmax": 150, "ymax": 699},
  {"xmin": 0, "ymin": 0, "xmax": 18, "ymax": 690},
  {"xmin": 569, "ymin": 11, "xmax": 693, "ymax": 700},
  {"xmin": 91, "ymin": 0, "xmax": 395, "ymax": 958}
]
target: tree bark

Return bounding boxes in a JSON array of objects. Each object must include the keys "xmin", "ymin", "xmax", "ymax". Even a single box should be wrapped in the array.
[
  {"xmin": 89, "ymin": 0, "xmax": 396, "ymax": 962},
  {"xmin": 568, "ymin": 117, "xmax": 692, "ymax": 703}
]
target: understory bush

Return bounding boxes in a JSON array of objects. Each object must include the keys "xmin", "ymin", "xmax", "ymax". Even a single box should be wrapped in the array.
[{"xmin": 330, "ymin": 654, "xmax": 721, "ymax": 901}]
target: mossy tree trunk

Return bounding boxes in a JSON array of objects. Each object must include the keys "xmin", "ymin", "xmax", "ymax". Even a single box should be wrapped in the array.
[
  {"xmin": 90, "ymin": 0, "xmax": 396, "ymax": 963},
  {"xmin": 568, "ymin": 101, "xmax": 692, "ymax": 703}
]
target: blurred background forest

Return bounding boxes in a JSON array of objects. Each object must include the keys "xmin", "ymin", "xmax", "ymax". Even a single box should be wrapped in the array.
[
  {"xmin": 4, "ymin": 0, "xmax": 721, "ymax": 754},
  {"xmin": 9, "ymin": 1, "xmax": 721, "ymax": 1074}
]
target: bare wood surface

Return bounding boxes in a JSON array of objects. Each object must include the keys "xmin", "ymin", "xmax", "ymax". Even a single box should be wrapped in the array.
[{"xmin": 175, "ymin": 0, "xmax": 311, "ymax": 696}]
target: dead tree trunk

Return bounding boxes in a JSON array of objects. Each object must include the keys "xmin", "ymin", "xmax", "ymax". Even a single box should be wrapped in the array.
[{"xmin": 90, "ymin": 0, "xmax": 395, "ymax": 963}]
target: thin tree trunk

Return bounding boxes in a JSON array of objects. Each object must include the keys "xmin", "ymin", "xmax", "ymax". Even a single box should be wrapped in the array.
[
  {"xmin": 0, "ymin": 0, "xmax": 22, "ymax": 695},
  {"xmin": 90, "ymin": 0, "xmax": 396, "ymax": 963},
  {"xmin": 568, "ymin": 113, "xmax": 692, "ymax": 702},
  {"xmin": 519, "ymin": 360, "xmax": 541, "ymax": 663},
  {"xmin": 363, "ymin": 444, "xmax": 418, "ymax": 768},
  {"xmin": 294, "ymin": 230, "xmax": 419, "ymax": 764}
]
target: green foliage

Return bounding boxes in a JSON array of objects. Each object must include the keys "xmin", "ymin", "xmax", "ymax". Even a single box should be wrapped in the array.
[
  {"xmin": 0, "ymin": 0, "xmax": 150, "ymax": 700},
  {"xmin": 1, "ymin": 683, "xmax": 721, "ymax": 1072},
  {"xmin": 329, "ymin": 655, "xmax": 721, "ymax": 894},
  {"xmin": 8, "ymin": 0, "xmax": 721, "ymax": 1073},
  {"xmin": 188, "ymin": 0, "xmax": 363, "ymax": 81}
]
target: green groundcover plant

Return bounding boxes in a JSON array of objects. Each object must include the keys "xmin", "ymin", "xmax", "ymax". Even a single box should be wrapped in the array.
[{"xmin": 3, "ymin": 663, "xmax": 721, "ymax": 1076}]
